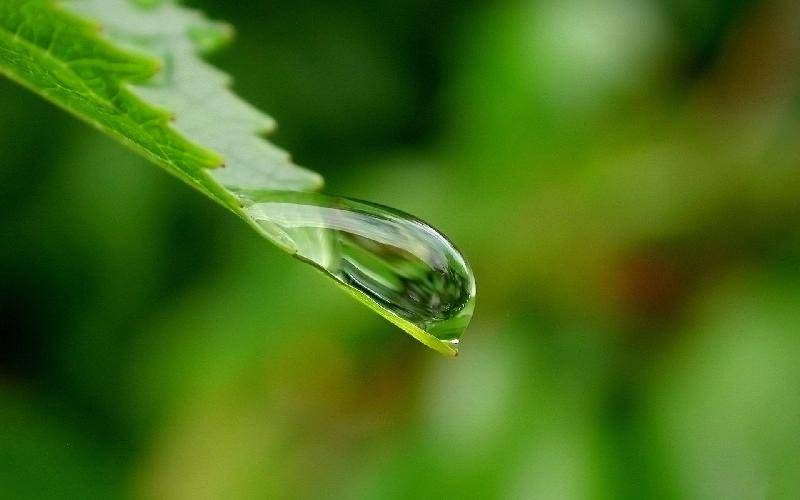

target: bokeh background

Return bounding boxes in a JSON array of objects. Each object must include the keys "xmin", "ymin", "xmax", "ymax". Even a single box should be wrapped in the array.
[{"xmin": 2, "ymin": 0, "xmax": 800, "ymax": 498}]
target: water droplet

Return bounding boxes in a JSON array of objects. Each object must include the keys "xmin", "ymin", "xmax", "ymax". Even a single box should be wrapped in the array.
[{"xmin": 242, "ymin": 191, "xmax": 475, "ymax": 353}]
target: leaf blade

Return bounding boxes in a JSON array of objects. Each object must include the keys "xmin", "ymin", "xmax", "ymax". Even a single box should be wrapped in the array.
[{"xmin": 0, "ymin": 0, "xmax": 321, "ymax": 213}]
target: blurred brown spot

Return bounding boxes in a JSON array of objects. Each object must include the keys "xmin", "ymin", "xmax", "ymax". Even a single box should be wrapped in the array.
[
  {"xmin": 613, "ymin": 250, "xmax": 687, "ymax": 324},
  {"xmin": 698, "ymin": 0, "xmax": 800, "ymax": 115}
]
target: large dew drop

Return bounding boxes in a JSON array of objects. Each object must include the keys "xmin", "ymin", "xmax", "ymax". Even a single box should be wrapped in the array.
[{"xmin": 243, "ymin": 191, "xmax": 475, "ymax": 355}]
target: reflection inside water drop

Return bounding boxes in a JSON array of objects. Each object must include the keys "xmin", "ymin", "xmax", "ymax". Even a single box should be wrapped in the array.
[{"xmin": 243, "ymin": 191, "xmax": 475, "ymax": 343}]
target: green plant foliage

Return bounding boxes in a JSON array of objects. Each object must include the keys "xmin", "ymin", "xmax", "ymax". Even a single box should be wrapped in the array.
[
  {"xmin": 0, "ymin": 0, "xmax": 469, "ymax": 356},
  {"xmin": 3, "ymin": 0, "xmax": 800, "ymax": 497},
  {"xmin": 0, "ymin": 0, "xmax": 321, "ymax": 217}
]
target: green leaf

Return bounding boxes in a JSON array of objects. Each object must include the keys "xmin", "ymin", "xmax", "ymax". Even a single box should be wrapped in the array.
[
  {"xmin": 0, "ymin": 0, "xmax": 322, "ymax": 216},
  {"xmin": 0, "ymin": 0, "xmax": 469, "ymax": 356}
]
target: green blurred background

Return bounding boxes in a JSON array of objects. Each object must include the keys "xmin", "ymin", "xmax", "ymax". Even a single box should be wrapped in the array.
[{"xmin": 2, "ymin": 0, "xmax": 800, "ymax": 498}]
